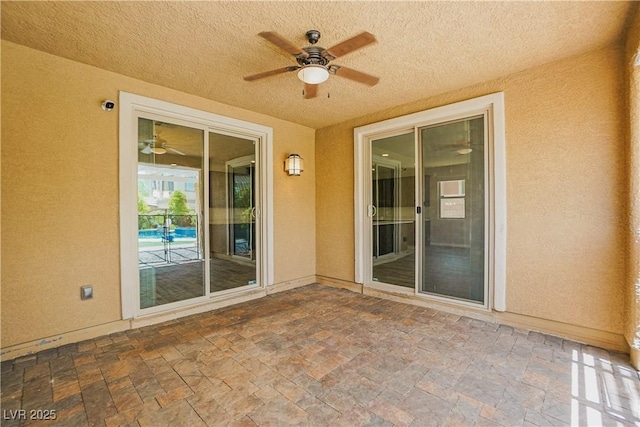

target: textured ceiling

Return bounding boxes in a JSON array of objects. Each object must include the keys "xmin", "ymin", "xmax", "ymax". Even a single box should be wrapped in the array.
[{"xmin": 1, "ymin": 1, "xmax": 633, "ymax": 129}]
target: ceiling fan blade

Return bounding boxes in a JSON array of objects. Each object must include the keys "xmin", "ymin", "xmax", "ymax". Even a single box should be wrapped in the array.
[
  {"xmin": 166, "ymin": 146, "xmax": 186, "ymax": 156},
  {"xmin": 333, "ymin": 66, "xmax": 379, "ymax": 86},
  {"xmin": 304, "ymin": 83, "xmax": 318, "ymax": 99},
  {"xmin": 244, "ymin": 66, "xmax": 299, "ymax": 81},
  {"xmin": 259, "ymin": 31, "xmax": 307, "ymax": 57},
  {"xmin": 322, "ymin": 31, "xmax": 376, "ymax": 60}
]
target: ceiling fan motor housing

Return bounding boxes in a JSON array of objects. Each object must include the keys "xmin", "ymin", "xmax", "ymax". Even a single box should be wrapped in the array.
[{"xmin": 297, "ymin": 46, "xmax": 329, "ymax": 67}]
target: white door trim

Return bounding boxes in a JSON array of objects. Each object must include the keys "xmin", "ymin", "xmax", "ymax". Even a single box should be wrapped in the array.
[
  {"xmin": 118, "ymin": 92, "xmax": 274, "ymax": 320},
  {"xmin": 354, "ymin": 92, "xmax": 507, "ymax": 312}
]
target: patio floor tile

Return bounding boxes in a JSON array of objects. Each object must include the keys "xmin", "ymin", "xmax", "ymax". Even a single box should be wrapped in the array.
[{"xmin": 2, "ymin": 284, "xmax": 639, "ymax": 426}]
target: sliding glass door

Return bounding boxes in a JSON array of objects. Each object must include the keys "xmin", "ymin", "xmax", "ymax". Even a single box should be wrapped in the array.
[
  {"xmin": 137, "ymin": 118, "xmax": 205, "ymax": 309},
  {"xmin": 121, "ymin": 92, "xmax": 274, "ymax": 319},
  {"xmin": 364, "ymin": 114, "xmax": 489, "ymax": 306},
  {"xmin": 370, "ymin": 132, "xmax": 415, "ymax": 288},
  {"xmin": 134, "ymin": 117, "xmax": 261, "ymax": 312},
  {"xmin": 209, "ymin": 133, "xmax": 257, "ymax": 293},
  {"xmin": 420, "ymin": 116, "xmax": 486, "ymax": 302},
  {"xmin": 355, "ymin": 94, "xmax": 505, "ymax": 310}
]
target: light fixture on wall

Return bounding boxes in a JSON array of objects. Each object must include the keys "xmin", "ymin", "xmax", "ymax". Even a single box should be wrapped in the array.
[
  {"xmin": 297, "ymin": 65, "xmax": 329, "ymax": 84},
  {"xmin": 285, "ymin": 154, "xmax": 304, "ymax": 176},
  {"xmin": 456, "ymin": 148, "xmax": 473, "ymax": 155}
]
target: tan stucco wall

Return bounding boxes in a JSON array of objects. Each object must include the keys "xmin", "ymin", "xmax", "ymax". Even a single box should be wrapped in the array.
[
  {"xmin": 625, "ymin": 5, "xmax": 640, "ymax": 367},
  {"xmin": 316, "ymin": 45, "xmax": 626, "ymax": 335},
  {"xmin": 1, "ymin": 41, "xmax": 315, "ymax": 348}
]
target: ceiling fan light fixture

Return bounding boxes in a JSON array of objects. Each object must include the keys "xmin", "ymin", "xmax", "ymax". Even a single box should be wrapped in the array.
[
  {"xmin": 152, "ymin": 147, "xmax": 167, "ymax": 155},
  {"xmin": 457, "ymin": 148, "xmax": 473, "ymax": 155},
  {"xmin": 297, "ymin": 65, "xmax": 329, "ymax": 84}
]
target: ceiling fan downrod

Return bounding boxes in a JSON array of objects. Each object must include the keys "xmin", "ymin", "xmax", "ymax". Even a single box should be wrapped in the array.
[{"xmin": 305, "ymin": 30, "xmax": 321, "ymax": 45}]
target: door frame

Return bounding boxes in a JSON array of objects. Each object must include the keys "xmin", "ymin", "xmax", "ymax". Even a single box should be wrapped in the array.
[
  {"xmin": 119, "ymin": 92, "xmax": 274, "ymax": 319},
  {"xmin": 354, "ymin": 93, "xmax": 507, "ymax": 311}
]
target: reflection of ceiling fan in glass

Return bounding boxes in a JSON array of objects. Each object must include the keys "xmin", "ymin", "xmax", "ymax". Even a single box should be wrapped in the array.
[
  {"xmin": 138, "ymin": 134, "xmax": 185, "ymax": 156},
  {"xmin": 434, "ymin": 121, "xmax": 479, "ymax": 156}
]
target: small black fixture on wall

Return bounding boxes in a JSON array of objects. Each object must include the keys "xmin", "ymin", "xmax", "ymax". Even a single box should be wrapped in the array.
[{"xmin": 101, "ymin": 100, "xmax": 115, "ymax": 111}]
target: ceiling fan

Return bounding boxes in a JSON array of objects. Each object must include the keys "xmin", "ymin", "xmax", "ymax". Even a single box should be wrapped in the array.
[
  {"xmin": 451, "ymin": 141, "xmax": 475, "ymax": 155},
  {"xmin": 430, "ymin": 122, "xmax": 483, "ymax": 155},
  {"xmin": 431, "ymin": 139, "xmax": 481, "ymax": 156},
  {"xmin": 138, "ymin": 135, "xmax": 185, "ymax": 156},
  {"xmin": 244, "ymin": 30, "xmax": 379, "ymax": 99}
]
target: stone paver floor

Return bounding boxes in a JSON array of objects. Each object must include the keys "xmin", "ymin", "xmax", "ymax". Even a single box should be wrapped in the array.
[{"xmin": 1, "ymin": 284, "xmax": 639, "ymax": 426}]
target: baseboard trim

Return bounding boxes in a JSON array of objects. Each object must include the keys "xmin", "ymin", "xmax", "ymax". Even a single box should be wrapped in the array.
[
  {"xmin": 364, "ymin": 286, "xmax": 496, "ymax": 323},
  {"xmin": 131, "ymin": 288, "xmax": 266, "ymax": 328},
  {"xmin": 1, "ymin": 320, "xmax": 131, "ymax": 362},
  {"xmin": 267, "ymin": 275, "xmax": 316, "ymax": 294},
  {"xmin": 2, "ymin": 287, "xmax": 268, "ymax": 362},
  {"xmin": 316, "ymin": 275, "xmax": 363, "ymax": 293},
  {"xmin": 497, "ymin": 312, "xmax": 630, "ymax": 354},
  {"xmin": 629, "ymin": 345, "xmax": 639, "ymax": 370},
  {"xmin": 314, "ymin": 278, "xmax": 629, "ymax": 354},
  {"xmin": 3, "ymin": 279, "xmax": 629, "ymax": 361}
]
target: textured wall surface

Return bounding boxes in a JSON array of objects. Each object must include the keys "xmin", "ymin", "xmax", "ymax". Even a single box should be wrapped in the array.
[
  {"xmin": 625, "ymin": 6, "xmax": 640, "ymax": 365},
  {"xmin": 0, "ymin": 2, "xmax": 632, "ymax": 129},
  {"xmin": 316, "ymin": 45, "xmax": 626, "ymax": 334},
  {"xmin": 1, "ymin": 41, "xmax": 316, "ymax": 347}
]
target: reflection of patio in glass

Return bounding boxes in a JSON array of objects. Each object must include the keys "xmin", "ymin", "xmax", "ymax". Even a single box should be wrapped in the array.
[
  {"xmin": 138, "ymin": 229, "xmax": 256, "ymax": 308},
  {"xmin": 139, "ymin": 258, "xmax": 256, "ymax": 308}
]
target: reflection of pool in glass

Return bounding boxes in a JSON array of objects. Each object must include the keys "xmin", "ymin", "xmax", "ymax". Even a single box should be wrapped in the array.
[
  {"xmin": 139, "ymin": 229, "xmax": 160, "ymax": 238},
  {"xmin": 138, "ymin": 227, "xmax": 197, "ymax": 250},
  {"xmin": 138, "ymin": 227, "xmax": 196, "ymax": 238}
]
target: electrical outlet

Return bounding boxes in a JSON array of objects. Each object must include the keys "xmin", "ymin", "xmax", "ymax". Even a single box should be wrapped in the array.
[{"xmin": 81, "ymin": 285, "xmax": 93, "ymax": 300}]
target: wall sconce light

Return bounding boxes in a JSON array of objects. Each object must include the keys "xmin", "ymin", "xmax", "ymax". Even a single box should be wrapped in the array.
[{"xmin": 285, "ymin": 154, "xmax": 304, "ymax": 176}]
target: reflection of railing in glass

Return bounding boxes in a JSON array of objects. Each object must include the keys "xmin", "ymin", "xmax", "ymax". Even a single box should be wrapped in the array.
[
  {"xmin": 138, "ymin": 213, "xmax": 197, "ymax": 230},
  {"xmin": 138, "ymin": 214, "xmax": 200, "ymax": 264}
]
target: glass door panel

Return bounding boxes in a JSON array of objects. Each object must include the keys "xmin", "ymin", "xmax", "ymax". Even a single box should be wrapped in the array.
[
  {"xmin": 371, "ymin": 132, "xmax": 416, "ymax": 288},
  {"xmin": 420, "ymin": 116, "xmax": 485, "ymax": 303},
  {"xmin": 209, "ymin": 132, "xmax": 257, "ymax": 293},
  {"xmin": 137, "ymin": 118, "xmax": 205, "ymax": 309}
]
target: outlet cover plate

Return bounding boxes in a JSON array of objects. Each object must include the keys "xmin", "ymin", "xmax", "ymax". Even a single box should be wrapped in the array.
[{"xmin": 81, "ymin": 285, "xmax": 93, "ymax": 300}]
